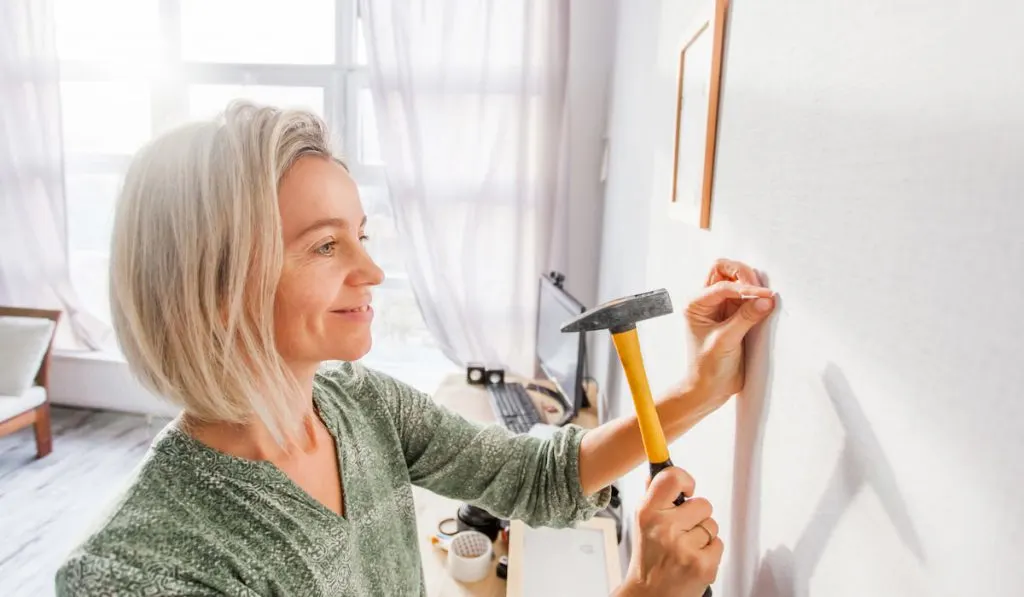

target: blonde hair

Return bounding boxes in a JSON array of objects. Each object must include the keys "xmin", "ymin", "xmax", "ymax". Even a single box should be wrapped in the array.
[{"xmin": 110, "ymin": 102, "xmax": 338, "ymax": 443}]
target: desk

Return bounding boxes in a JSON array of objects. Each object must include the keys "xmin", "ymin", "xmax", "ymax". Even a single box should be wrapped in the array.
[{"xmin": 414, "ymin": 374, "xmax": 600, "ymax": 597}]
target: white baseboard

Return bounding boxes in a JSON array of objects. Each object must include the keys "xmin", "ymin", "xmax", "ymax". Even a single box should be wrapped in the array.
[{"xmin": 49, "ymin": 351, "xmax": 180, "ymax": 417}]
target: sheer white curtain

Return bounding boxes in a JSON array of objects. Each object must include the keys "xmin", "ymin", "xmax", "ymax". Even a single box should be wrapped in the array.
[
  {"xmin": 359, "ymin": 0, "xmax": 570, "ymax": 375},
  {"xmin": 0, "ymin": 0, "xmax": 108, "ymax": 348}
]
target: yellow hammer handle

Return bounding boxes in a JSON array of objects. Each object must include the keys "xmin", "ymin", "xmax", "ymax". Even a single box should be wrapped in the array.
[
  {"xmin": 611, "ymin": 328, "xmax": 670, "ymax": 464},
  {"xmin": 613, "ymin": 327, "xmax": 705, "ymax": 596}
]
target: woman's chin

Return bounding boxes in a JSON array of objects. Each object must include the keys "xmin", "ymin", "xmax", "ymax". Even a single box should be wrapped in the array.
[{"xmin": 325, "ymin": 334, "xmax": 373, "ymax": 362}]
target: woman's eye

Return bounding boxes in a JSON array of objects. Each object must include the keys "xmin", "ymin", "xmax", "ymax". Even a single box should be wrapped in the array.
[
  {"xmin": 359, "ymin": 234, "xmax": 370, "ymax": 244},
  {"xmin": 315, "ymin": 241, "xmax": 337, "ymax": 256}
]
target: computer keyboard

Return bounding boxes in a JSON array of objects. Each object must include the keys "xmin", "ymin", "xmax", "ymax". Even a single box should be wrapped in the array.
[{"xmin": 486, "ymin": 382, "xmax": 542, "ymax": 433}]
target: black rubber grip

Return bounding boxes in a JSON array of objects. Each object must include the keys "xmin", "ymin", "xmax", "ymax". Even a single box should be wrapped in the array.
[{"xmin": 649, "ymin": 460, "xmax": 714, "ymax": 597}]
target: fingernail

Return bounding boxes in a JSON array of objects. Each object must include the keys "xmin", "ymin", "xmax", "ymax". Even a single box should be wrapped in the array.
[{"xmin": 755, "ymin": 298, "xmax": 773, "ymax": 312}]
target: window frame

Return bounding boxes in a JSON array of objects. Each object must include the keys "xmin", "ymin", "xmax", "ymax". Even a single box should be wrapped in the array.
[
  {"xmin": 57, "ymin": 0, "xmax": 385, "ymax": 203},
  {"xmin": 57, "ymin": 0, "xmax": 420, "ymax": 317}
]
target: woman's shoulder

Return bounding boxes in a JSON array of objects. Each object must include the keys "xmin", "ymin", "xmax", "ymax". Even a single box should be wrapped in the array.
[
  {"xmin": 313, "ymin": 359, "xmax": 365, "ymax": 388},
  {"xmin": 56, "ymin": 432, "xmax": 228, "ymax": 593},
  {"xmin": 313, "ymin": 359, "xmax": 391, "ymax": 389},
  {"xmin": 314, "ymin": 360, "xmax": 410, "ymax": 404},
  {"xmin": 313, "ymin": 360, "xmax": 423, "ymax": 425}
]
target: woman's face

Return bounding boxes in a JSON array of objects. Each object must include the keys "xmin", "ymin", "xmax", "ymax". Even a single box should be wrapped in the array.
[{"xmin": 274, "ymin": 156, "xmax": 384, "ymax": 367}]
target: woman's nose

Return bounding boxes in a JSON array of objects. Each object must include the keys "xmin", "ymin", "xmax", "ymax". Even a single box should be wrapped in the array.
[
  {"xmin": 366, "ymin": 259, "xmax": 385, "ymax": 286},
  {"xmin": 355, "ymin": 244, "xmax": 385, "ymax": 286}
]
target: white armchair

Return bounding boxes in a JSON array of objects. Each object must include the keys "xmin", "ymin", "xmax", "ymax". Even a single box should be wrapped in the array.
[{"xmin": 0, "ymin": 307, "xmax": 60, "ymax": 458}]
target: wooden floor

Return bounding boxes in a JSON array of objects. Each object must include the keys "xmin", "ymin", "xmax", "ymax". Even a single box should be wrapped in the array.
[{"xmin": 0, "ymin": 407, "xmax": 166, "ymax": 597}]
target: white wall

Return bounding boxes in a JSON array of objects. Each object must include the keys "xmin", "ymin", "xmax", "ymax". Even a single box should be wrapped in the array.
[
  {"xmin": 598, "ymin": 1, "xmax": 1024, "ymax": 595},
  {"xmin": 590, "ymin": 0, "xmax": 665, "ymax": 421},
  {"xmin": 558, "ymin": 0, "xmax": 618, "ymax": 308}
]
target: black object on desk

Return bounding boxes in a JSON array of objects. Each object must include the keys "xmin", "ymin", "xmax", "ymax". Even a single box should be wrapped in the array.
[
  {"xmin": 486, "ymin": 383, "xmax": 541, "ymax": 434},
  {"xmin": 486, "ymin": 272, "xmax": 592, "ymax": 434},
  {"xmin": 456, "ymin": 504, "xmax": 502, "ymax": 541},
  {"xmin": 466, "ymin": 363, "xmax": 487, "ymax": 385}
]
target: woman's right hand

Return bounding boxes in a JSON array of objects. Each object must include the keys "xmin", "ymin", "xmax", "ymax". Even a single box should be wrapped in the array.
[{"xmin": 619, "ymin": 467, "xmax": 723, "ymax": 597}]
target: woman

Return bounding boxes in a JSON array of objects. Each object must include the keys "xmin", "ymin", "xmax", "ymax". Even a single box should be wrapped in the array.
[{"xmin": 56, "ymin": 104, "xmax": 775, "ymax": 596}]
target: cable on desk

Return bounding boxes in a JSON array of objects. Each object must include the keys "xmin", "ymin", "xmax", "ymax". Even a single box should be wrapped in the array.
[{"xmin": 437, "ymin": 517, "xmax": 459, "ymax": 536}]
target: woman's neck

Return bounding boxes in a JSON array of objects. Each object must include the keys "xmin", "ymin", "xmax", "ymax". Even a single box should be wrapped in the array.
[{"xmin": 181, "ymin": 361, "xmax": 322, "ymax": 461}]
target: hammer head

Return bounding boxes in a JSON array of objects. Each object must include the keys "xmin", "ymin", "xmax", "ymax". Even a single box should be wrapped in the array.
[{"xmin": 561, "ymin": 288, "xmax": 673, "ymax": 335}]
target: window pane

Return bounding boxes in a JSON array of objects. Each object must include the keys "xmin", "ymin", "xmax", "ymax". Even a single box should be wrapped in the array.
[
  {"xmin": 69, "ymin": 250, "xmax": 114, "ymax": 326},
  {"xmin": 54, "ymin": 0, "xmax": 159, "ymax": 63},
  {"xmin": 189, "ymin": 85, "xmax": 325, "ymax": 119},
  {"xmin": 360, "ymin": 184, "xmax": 450, "ymax": 390},
  {"xmin": 60, "ymin": 82, "xmax": 151, "ymax": 155},
  {"xmin": 180, "ymin": 0, "xmax": 335, "ymax": 64},
  {"xmin": 66, "ymin": 172, "xmax": 121, "ymax": 253},
  {"xmin": 393, "ymin": 3, "xmax": 548, "ymax": 72},
  {"xmin": 355, "ymin": 15, "xmax": 368, "ymax": 64},
  {"xmin": 360, "ymin": 186, "xmax": 402, "ymax": 273},
  {"xmin": 358, "ymin": 89, "xmax": 382, "ymax": 165},
  {"xmin": 374, "ymin": 92, "xmax": 542, "ymax": 188},
  {"xmin": 66, "ymin": 171, "xmax": 122, "ymax": 326},
  {"xmin": 367, "ymin": 282, "xmax": 443, "ymax": 352}
]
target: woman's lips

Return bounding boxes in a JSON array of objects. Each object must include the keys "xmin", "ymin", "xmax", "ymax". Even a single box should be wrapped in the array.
[
  {"xmin": 336, "ymin": 305, "xmax": 370, "ymax": 313},
  {"xmin": 331, "ymin": 305, "xmax": 373, "ymax": 322}
]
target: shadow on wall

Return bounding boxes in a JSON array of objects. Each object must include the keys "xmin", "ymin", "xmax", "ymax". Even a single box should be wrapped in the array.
[
  {"xmin": 727, "ymin": 270, "xmax": 779, "ymax": 595},
  {"xmin": 730, "ymin": 273, "xmax": 926, "ymax": 597}
]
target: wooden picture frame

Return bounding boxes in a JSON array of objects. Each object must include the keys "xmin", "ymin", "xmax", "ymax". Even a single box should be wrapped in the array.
[{"xmin": 669, "ymin": 0, "xmax": 729, "ymax": 229}]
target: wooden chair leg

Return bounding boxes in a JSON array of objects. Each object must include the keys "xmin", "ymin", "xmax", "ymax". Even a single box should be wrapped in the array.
[{"xmin": 34, "ymin": 403, "xmax": 52, "ymax": 458}]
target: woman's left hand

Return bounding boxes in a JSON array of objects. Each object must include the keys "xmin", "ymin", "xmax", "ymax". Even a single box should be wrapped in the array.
[{"xmin": 682, "ymin": 259, "xmax": 775, "ymax": 411}]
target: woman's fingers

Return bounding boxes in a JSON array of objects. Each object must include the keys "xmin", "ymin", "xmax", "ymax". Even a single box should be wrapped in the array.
[
  {"xmin": 682, "ymin": 516, "xmax": 719, "ymax": 550},
  {"xmin": 718, "ymin": 296, "xmax": 776, "ymax": 346},
  {"xmin": 669, "ymin": 497, "xmax": 713, "ymax": 532},
  {"xmin": 697, "ymin": 281, "xmax": 773, "ymax": 305},
  {"xmin": 630, "ymin": 472, "xmax": 724, "ymax": 593},
  {"xmin": 688, "ymin": 282, "xmax": 774, "ymax": 317},
  {"xmin": 702, "ymin": 538, "xmax": 725, "ymax": 582},
  {"xmin": 706, "ymin": 258, "xmax": 760, "ymax": 287},
  {"xmin": 641, "ymin": 467, "xmax": 696, "ymax": 513}
]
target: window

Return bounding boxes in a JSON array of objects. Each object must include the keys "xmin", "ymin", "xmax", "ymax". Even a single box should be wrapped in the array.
[
  {"xmin": 55, "ymin": 0, "xmax": 450, "ymax": 387},
  {"xmin": 188, "ymin": 85, "xmax": 326, "ymax": 120},
  {"xmin": 178, "ymin": 0, "xmax": 336, "ymax": 65}
]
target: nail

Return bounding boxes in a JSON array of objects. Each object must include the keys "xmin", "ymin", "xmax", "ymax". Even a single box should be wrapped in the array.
[{"xmin": 755, "ymin": 298, "xmax": 773, "ymax": 312}]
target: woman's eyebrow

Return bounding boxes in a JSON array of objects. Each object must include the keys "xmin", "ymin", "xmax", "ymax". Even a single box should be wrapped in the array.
[
  {"xmin": 295, "ymin": 217, "xmax": 348, "ymax": 238},
  {"xmin": 293, "ymin": 216, "xmax": 368, "ymax": 239}
]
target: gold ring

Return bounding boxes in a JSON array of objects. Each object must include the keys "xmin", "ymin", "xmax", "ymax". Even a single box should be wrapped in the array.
[{"xmin": 696, "ymin": 522, "xmax": 714, "ymax": 547}]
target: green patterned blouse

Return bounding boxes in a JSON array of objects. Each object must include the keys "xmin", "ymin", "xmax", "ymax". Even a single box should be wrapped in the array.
[{"xmin": 56, "ymin": 362, "xmax": 609, "ymax": 596}]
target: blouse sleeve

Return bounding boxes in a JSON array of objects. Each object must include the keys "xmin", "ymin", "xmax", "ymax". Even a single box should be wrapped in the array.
[{"xmin": 363, "ymin": 366, "xmax": 610, "ymax": 527}]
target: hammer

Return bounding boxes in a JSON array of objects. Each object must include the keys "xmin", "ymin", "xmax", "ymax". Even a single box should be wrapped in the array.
[{"xmin": 563, "ymin": 289, "xmax": 714, "ymax": 596}]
